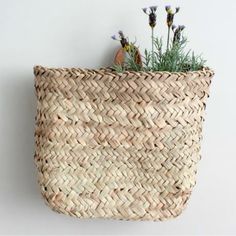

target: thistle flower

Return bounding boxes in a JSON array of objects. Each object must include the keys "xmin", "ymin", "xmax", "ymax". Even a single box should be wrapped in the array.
[
  {"xmin": 166, "ymin": 6, "xmax": 180, "ymax": 50},
  {"xmin": 173, "ymin": 25, "xmax": 185, "ymax": 44},
  {"xmin": 111, "ymin": 31, "xmax": 130, "ymax": 51},
  {"xmin": 118, "ymin": 31, "xmax": 130, "ymax": 51},
  {"xmin": 165, "ymin": 6, "xmax": 180, "ymax": 27},
  {"xmin": 118, "ymin": 30, "xmax": 125, "ymax": 39},
  {"xmin": 142, "ymin": 6, "xmax": 158, "ymax": 28},
  {"xmin": 142, "ymin": 5, "xmax": 158, "ymax": 70}
]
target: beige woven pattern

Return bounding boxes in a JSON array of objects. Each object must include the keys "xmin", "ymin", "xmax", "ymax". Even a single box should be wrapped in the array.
[{"xmin": 34, "ymin": 66, "xmax": 214, "ymax": 221}]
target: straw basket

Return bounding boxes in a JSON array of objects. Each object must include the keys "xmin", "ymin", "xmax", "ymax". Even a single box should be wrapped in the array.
[{"xmin": 34, "ymin": 66, "xmax": 214, "ymax": 221}]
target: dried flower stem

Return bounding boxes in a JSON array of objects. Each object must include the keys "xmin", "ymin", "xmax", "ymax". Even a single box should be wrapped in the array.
[
  {"xmin": 152, "ymin": 27, "xmax": 154, "ymax": 69},
  {"xmin": 167, "ymin": 26, "xmax": 171, "ymax": 51}
]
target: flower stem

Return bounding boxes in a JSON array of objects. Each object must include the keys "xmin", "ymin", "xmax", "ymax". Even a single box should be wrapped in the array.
[
  {"xmin": 152, "ymin": 27, "xmax": 154, "ymax": 70},
  {"xmin": 167, "ymin": 26, "xmax": 170, "ymax": 51}
]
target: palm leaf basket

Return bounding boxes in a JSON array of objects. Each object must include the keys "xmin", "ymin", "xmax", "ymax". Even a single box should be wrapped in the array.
[{"xmin": 34, "ymin": 65, "xmax": 214, "ymax": 221}]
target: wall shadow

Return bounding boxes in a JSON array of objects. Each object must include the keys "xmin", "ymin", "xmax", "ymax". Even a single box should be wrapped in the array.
[{"xmin": 1, "ymin": 69, "xmax": 40, "ymax": 204}]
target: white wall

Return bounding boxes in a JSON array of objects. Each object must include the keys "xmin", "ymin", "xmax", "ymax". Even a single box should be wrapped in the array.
[{"xmin": 0, "ymin": 0, "xmax": 235, "ymax": 235}]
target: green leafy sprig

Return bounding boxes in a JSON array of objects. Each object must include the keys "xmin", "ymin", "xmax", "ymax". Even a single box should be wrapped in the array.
[{"xmin": 111, "ymin": 5, "xmax": 206, "ymax": 73}]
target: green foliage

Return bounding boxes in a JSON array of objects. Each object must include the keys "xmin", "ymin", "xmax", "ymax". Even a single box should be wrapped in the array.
[
  {"xmin": 112, "ymin": 43, "xmax": 142, "ymax": 72},
  {"xmin": 113, "ymin": 37, "xmax": 206, "ymax": 73},
  {"xmin": 125, "ymin": 43, "xmax": 142, "ymax": 72},
  {"xmin": 112, "ymin": 64, "xmax": 125, "ymax": 73},
  {"xmin": 112, "ymin": 5, "xmax": 207, "ymax": 73},
  {"xmin": 150, "ymin": 37, "xmax": 206, "ymax": 72}
]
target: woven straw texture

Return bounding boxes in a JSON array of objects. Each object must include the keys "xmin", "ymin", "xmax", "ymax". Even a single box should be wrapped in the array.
[{"xmin": 34, "ymin": 66, "xmax": 214, "ymax": 221}]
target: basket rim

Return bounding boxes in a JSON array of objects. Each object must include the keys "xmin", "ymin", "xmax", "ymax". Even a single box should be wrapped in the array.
[{"xmin": 34, "ymin": 65, "xmax": 214, "ymax": 78}]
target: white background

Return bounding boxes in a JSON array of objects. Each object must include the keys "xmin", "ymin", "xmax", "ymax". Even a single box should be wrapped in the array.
[{"xmin": 0, "ymin": 0, "xmax": 235, "ymax": 235}]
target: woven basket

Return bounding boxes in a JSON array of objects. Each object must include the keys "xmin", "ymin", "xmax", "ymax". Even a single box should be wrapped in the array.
[{"xmin": 34, "ymin": 66, "xmax": 214, "ymax": 221}]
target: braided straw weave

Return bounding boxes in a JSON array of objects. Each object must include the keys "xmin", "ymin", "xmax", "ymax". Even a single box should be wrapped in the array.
[{"xmin": 34, "ymin": 66, "xmax": 214, "ymax": 221}]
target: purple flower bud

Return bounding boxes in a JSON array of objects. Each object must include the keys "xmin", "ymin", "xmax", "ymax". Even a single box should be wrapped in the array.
[
  {"xmin": 173, "ymin": 25, "xmax": 185, "ymax": 43},
  {"xmin": 142, "ymin": 7, "xmax": 148, "ymax": 14},
  {"xmin": 150, "ymin": 6, "xmax": 157, "ymax": 12},
  {"xmin": 111, "ymin": 35, "xmax": 117, "ymax": 40},
  {"xmin": 172, "ymin": 25, "xmax": 176, "ymax": 31},
  {"xmin": 165, "ymin": 5, "xmax": 171, "ymax": 12},
  {"xmin": 118, "ymin": 30, "xmax": 124, "ymax": 39}
]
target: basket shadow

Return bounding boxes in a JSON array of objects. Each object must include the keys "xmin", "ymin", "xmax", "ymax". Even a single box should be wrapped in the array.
[{"xmin": 2, "ymin": 70, "xmax": 40, "ymax": 203}]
